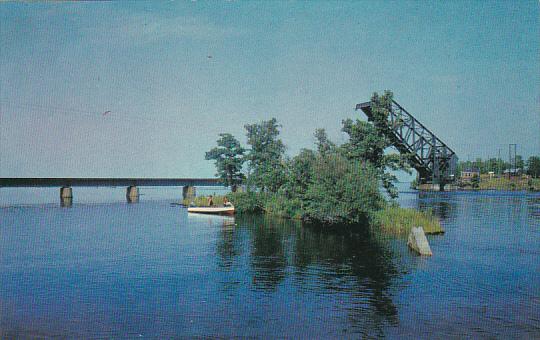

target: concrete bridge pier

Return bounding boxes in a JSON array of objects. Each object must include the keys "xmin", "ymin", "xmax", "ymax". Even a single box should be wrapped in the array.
[
  {"xmin": 60, "ymin": 186, "xmax": 73, "ymax": 207},
  {"xmin": 182, "ymin": 186, "xmax": 196, "ymax": 200},
  {"xmin": 126, "ymin": 185, "xmax": 139, "ymax": 203}
]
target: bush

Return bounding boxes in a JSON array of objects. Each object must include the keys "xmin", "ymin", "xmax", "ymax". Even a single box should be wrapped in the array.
[
  {"xmin": 263, "ymin": 194, "xmax": 304, "ymax": 219},
  {"xmin": 301, "ymin": 154, "xmax": 384, "ymax": 225},
  {"xmin": 228, "ymin": 154, "xmax": 385, "ymax": 225},
  {"xmin": 229, "ymin": 191, "xmax": 265, "ymax": 213}
]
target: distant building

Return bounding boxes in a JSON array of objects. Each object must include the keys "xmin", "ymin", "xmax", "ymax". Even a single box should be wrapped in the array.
[
  {"xmin": 503, "ymin": 168, "xmax": 522, "ymax": 176},
  {"xmin": 461, "ymin": 168, "xmax": 480, "ymax": 181}
]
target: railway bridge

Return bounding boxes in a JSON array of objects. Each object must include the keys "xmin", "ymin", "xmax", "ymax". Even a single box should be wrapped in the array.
[
  {"xmin": 0, "ymin": 177, "xmax": 223, "ymax": 206},
  {"xmin": 356, "ymin": 99, "xmax": 458, "ymax": 190}
]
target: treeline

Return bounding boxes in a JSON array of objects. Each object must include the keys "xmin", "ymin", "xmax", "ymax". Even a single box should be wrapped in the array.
[
  {"xmin": 457, "ymin": 155, "xmax": 540, "ymax": 178},
  {"xmin": 205, "ymin": 91, "xmax": 414, "ymax": 225}
]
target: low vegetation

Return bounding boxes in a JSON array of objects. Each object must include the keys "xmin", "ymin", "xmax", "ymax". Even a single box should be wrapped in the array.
[{"xmin": 372, "ymin": 206, "xmax": 444, "ymax": 236}]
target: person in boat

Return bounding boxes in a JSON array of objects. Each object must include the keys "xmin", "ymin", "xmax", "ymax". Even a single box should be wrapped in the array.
[
  {"xmin": 207, "ymin": 195, "xmax": 214, "ymax": 207},
  {"xmin": 223, "ymin": 196, "xmax": 232, "ymax": 207}
]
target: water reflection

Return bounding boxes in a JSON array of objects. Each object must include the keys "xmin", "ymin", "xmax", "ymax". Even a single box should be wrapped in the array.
[
  {"xmin": 215, "ymin": 218, "xmax": 242, "ymax": 270},
  {"xmin": 527, "ymin": 196, "xmax": 540, "ymax": 220},
  {"xmin": 418, "ymin": 192, "xmax": 456, "ymax": 221},
  {"xmin": 244, "ymin": 215, "xmax": 289, "ymax": 291},
  {"xmin": 292, "ymin": 224, "xmax": 401, "ymax": 332},
  {"xmin": 60, "ymin": 197, "xmax": 73, "ymax": 207},
  {"xmin": 231, "ymin": 215, "xmax": 402, "ymax": 333}
]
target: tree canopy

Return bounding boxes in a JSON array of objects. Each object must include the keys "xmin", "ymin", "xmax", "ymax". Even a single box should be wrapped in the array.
[
  {"xmin": 340, "ymin": 91, "xmax": 411, "ymax": 198},
  {"xmin": 314, "ymin": 128, "xmax": 335, "ymax": 155},
  {"xmin": 244, "ymin": 118, "xmax": 286, "ymax": 192},
  {"xmin": 206, "ymin": 90, "xmax": 418, "ymax": 224},
  {"xmin": 205, "ymin": 133, "xmax": 245, "ymax": 191}
]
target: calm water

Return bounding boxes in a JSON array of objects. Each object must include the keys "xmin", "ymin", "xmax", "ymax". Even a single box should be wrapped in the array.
[{"xmin": 0, "ymin": 189, "xmax": 539, "ymax": 338}]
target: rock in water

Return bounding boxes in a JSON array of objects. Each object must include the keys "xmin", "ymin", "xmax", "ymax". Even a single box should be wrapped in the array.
[{"xmin": 407, "ymin": 226, "xmax": 433, "ymax": 256}]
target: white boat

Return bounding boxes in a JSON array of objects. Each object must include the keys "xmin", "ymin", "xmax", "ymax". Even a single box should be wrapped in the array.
[{"xmin": 187, "ymin": 205, "xmax": 235, "ymax": 215}]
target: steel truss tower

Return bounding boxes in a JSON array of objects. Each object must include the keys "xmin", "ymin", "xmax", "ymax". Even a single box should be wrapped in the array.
[{"xmin": 356, "ymin": 100, "xmax": 458, "ymax": 186}]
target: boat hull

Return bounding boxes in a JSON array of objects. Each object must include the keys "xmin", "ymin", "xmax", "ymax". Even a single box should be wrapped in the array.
[{"xmin": 187, "ymin": 206, "xmax": 235, "ymax": 215}]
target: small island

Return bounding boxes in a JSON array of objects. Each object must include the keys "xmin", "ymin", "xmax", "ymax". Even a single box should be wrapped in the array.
[{"xmin": 186, "ymin": 91, "xmax": 444, "ymax": 236}]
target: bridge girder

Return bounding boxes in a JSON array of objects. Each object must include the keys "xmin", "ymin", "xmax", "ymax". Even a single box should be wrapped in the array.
[{"xmin": 356, "ymin": 100, "xmax": 458, "ymax": 185}]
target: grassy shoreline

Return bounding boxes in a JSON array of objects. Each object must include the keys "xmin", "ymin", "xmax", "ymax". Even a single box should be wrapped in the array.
[{"xmin": 372, "ymin": 206, "xmax": 444, "ymax": 236}]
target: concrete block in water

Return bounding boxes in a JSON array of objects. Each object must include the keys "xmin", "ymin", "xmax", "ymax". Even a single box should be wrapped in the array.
[
  {"xmin": 60, "ymin": 187, "xmax": 73, "ymax": 207},
  {"xmin": 407, "ymin": 226, "xmax": 433, "ymax": 256},
  {"xmin": 182, "ymin": 186, "xmax": 196, "ymax": 200},
  {"xmin": 126, "ymin": 185, "xmax": 139, "ymax": 203}
]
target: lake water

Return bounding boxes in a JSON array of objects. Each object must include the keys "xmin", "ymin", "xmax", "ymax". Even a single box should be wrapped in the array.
[{"xmin": 0, "ymin": 188, "xmax": 539, "ymax": 338}]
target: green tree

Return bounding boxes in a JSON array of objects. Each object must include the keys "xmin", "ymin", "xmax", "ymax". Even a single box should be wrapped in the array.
[
  {"xmin": 341, "ymin": 119, "xmax": 387, "ymax": 167},
  {"xmin": 340, "ymin": 90, "xmax": 411, "ymax": 198},
  {"xmin": 527, "ymin": 156, "xmax": 540, "ymax": 178},
  {"xmin": 283, "ymin": 148, "xmax": 316, "ymax": 199},
  {"xmin": 314, "ymin": 128, "xmax": 335, "ymax": 155},
  {"xmin": 302, "ymin": 153, "xmax": 384, "ymax": 224},
  {"xmin": 244, "ymin": 118, "xmax": 286, "ymax": 192},
  {"xmin": 205, "ymin": 133, "xmax": 246, "ymax": 192}
]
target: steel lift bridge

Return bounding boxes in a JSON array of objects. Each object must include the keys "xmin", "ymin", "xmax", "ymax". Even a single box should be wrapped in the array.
[{"xmin": 356, "ymin": 100, "xmax": 458, "ymax": 189}]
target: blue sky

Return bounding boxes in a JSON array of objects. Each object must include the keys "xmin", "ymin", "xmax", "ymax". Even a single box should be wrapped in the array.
[{"xmin": 0, "ymin": 1, "xmax": 538, "ymax": 178}]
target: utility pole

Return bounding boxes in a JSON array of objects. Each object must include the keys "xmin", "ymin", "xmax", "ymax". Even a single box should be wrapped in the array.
[
  {"xmin": 508, "ymin": 144, "xmax": 511, "ymax": 178},
  {"xmin": 497, "ymin": 148, "xmax": 502, "ymax": 176},
  {"xmin": 498, "ymin": 148, "xmax": 501, "ymax": 176},
  {"xmin": 509, "ymin": 143, "xmax": 517, "ymax": 177}
]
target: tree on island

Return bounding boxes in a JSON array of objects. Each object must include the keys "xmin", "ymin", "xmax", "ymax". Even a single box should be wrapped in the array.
[
  {"xmin": 205, "ymin": 133, "xmax": 246, "ymax": 192},
  {"xmin": 302, "ymin": 153, "xmax": 384, "ymax": 224},
  {"xmin": 244, "ymin": 118, "xmax": 287, "ymax": 193},
  {"xmin": 314, "ymin": 128, "xmax": 335, "ymax": 155},
  {"xmin": 340, "ymin": 90, "xmax": 412, "ymax": 198},
  {"xmin": 236, "ymin": 91, "xmax": 408, "ymax": 223},
  {"xmin": 204, "ymin": 90, "xmax": 429, "ymax": 226}
]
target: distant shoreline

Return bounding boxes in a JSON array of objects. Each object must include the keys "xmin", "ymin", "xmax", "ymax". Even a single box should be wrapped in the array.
[{"xmin": 413, "ymin": 174, "xmax": 540, "ymax": 192}]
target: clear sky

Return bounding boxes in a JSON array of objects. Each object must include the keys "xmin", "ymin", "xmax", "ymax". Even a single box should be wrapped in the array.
[{"xmin": 0, "ymin": 1, "xmax": 538, "ymax": 178}]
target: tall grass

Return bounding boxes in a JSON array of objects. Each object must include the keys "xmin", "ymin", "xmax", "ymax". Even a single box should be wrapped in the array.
[
  {"xmin": 372, "ymin": 206, "xmax": 444, "ymax": 236},
  {"xmin": 181, "ymin": 195, "xmax": 229, "ymax": 207}
]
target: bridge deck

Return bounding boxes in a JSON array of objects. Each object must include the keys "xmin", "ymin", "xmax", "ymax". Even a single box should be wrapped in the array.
[{"xmin": 0, "ymin": 178, "xmax": 223, "ymax": 187}]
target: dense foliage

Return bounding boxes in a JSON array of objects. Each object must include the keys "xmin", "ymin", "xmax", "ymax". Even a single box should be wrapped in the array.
[
  {"xmin": 301, "ymin": 154, "xmax": 384, "ymax": 224},
  {"xmin": 205, "ymin": 133, "xmax": 246, "ymax": 191},
  {"xmin": 244, "ymin": 118, "xmax": 287, "ymax": 192},
  {"xmin": 340, "ymin": 91, "xmax": 412, "ymax": 198},
  {"xmin": 206, "ymin": 90, "xmax": 417, "ymax": 226}
]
